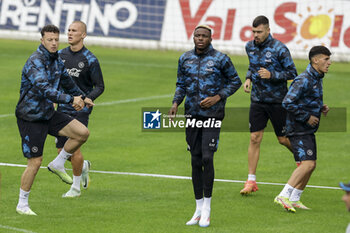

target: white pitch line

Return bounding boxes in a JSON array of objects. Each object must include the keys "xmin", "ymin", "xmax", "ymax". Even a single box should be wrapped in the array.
[
  {"xmin": 97, "ymin": 94, "xmax": 172, "ymax": 106},
  {"xmin": 0, "ymin": 225, "xmax": 36, "ymax": 233},
  {"xmin": 0, "ymin": 94, "xmax": 172, "ymax": 118},
  {"xmin": 0, "ymin": 162, "xmax": 341, "ymax": 190},
  {"xmin": 0, "ymin": 114, "xmax": 13, "ymax": 118}
]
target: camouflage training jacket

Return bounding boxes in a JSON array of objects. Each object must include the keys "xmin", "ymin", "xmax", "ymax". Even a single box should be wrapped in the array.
[
  {"xmin": 246, "ymin": 34, "xmax": 297, "ymax": 104},
  {"xmin": 173, "ymin": 45, "xmax": 242, "ymax": 119},
  {"xmin": 15, "ymin": 44, "xmax": 83, "ymax": 122},
  {"xmin": 283, "ymin": 64, "xmax": 324, "ymax": 136}
]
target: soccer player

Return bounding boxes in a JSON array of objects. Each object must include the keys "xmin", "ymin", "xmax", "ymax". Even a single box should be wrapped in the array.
[
  {"xmin": 240, "ymin": 15, "xmax": 298, "ymax": 195},
  {"xmin": 15, "ymin": 24, "xmax": 93, "ymax": 215},
  {"xmin": 47, "ymin": 21, "xmax": 104, "ymax": 198},
  {"xmin": 274, "ymin": 46, "xmax": 331, "ymax": 212},
  {"xmin": 169, "ymin": 25, "xmax": 242, "ymax": 227},
  {"xmin": 340, "ymin": 181, "xmax": 350, "ymax": 232}
]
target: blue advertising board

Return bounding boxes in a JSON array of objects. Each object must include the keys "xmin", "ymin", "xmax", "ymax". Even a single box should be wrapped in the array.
[{"xmin": 0, "ymin": 0, "xmax": 166, "ymax": 40}]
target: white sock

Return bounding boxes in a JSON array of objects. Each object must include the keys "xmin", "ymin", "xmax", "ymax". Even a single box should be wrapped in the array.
[
  {"xmin": 248, "ymin": 174, "xmax": 256, "ymax": 181},
  {"xmin": 195, "ymin": 198, "xmax": 203, "ymax": 211},
  {"xmin": 289, "ymin": 188, "xmax": 303, "ymax": 202},
  {"xmin": 202, "ymin": 197, "xmax": 211, "ymax": 210},
  {"xmin": 279, "ymin": 184, "xmax": 294, "ymax": 198},
  {"xmin": 51, "ymin": 148, "xmax": 72, "ymax": 168},
  {"xmin": 18, "ymin": 188, "xmax": 30, "ymax": 207},
  {"xmin": 72, "ymin": 175, "xmax": 81, "ymax": 191}
]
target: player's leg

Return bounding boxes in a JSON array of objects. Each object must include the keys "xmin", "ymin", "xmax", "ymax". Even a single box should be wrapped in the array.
[
  {"xmin": 47, "ymin": 112, "xmax": 81, "ymax": 184},
  {"xmin": 59, "ymin": 120, "xmax": 89, "ymax": 197},
  {"xmin": 198, "ymin": 127, "xmax": 220, "ymax": 227},
  {"xmin": 47, "ymin": 112, "xmax": 88, "ymax": 197},
  {"xmin": 241, "ymin": 103, "xmax": 267, "ymax": 194},
  {"xmin": 59, "ymin": 119, "xmax": 89, "ymax": 152},
  {"xmin": 16, "ymin": 118, "xmax": 48, "ymax": 215},
  {"xmin": 269, "ymin": 104, "xmax": 300, "ymax": 166},
  {"xmin": 275, "ymin": 134, "xmax": 316, "ymax": 211},
  {"xmin": 185, "ymin": 126, "xmax": 203, "ymax": 226},
  {"xmin": 248, "ymin": 130, "xmax": 264, "ymax": 175},
  {"xmin": 277, "ymin": 136, "xmax": 300, "ymax": 166},
  {"xmin": 185, "ymin": 152, "xmax": 204, "ymax": 226},
  {"xmin": 72, "ymin": 112, "xmax": 91, "ymax": 190},
  {"xmin": 288, "ymin": 135, "xmax": 317, "ymax": 209},
  {"xmin": 51, "ymin": 112, "xmax": 91, "ymax": 189},
  {"xmin": 17, "ymin": 156, "xmax": 42, "ymax": 216}
]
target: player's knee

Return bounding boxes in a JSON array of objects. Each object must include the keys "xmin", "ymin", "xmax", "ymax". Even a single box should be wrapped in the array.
[
  {"xmin": 250, "ymin": 133, "xmax": 262, "ymax": 145},
  {"xmin": 28, "ymin": 157, "xmax": 42, "ymax": 171},
  {"xmin": 191, "ymin": 154, "xmax": 202, "ymax": 168},
  {"xmin": 309, "ymin": 161, "xmax": 316, "ymax": 171},
  {"xmin": 202, "ymin": 153, "xmax": 213, "ymax": 166},
  {"xmin": 79, "ymin": 128, "xmax": 90, "ymax": 142},
  {"xmin": 302, "ymin": 161, "xmax": 316, "ymax": 172}
]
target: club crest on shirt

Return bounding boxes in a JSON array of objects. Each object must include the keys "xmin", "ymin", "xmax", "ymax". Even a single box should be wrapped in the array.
[
  {"xmin": 205, "ymin": 60, "xmax": 214, "ymax": 71},
  {"xmin": 78, "ymin": 62, "xmax": 85, "ymax": 68}
]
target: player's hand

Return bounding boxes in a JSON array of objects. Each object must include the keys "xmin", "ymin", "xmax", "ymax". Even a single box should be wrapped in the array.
[
  {"xmin": 200, "ymin": 95, "xmax": 221, "ymax": 109},
  {"xmin": 321, "ymin": 104, "xmax": 329, "ymax": 116},
  {"xmin": 258, "ymin": 68, "xmax": 271, "ymax": 79},
  {"xmin": 168, "ymin": 103, "xmax": 178, "ymax": 120},
  {"xmin": 307, "ymin": 115, "xmax": 319, "ymax": 127},
  {"xmin": 72, "ymin": 95, "xmax": 84, "ymax": 111},
  {"xmin": 244, "ymin": 79, "xmax": 251, "ymax": 93},
  {"xmin": 84, "ymin": 97, "xmax": 95, "ymax": 108}
]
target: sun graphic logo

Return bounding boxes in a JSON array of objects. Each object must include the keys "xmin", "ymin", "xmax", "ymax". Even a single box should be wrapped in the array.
[{"xmin": 296, "ymin": 6, "xmax": 334, "ymax": 50}]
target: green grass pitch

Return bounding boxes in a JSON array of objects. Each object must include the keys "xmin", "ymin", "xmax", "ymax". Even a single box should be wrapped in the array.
[{"xmin": 0, "ymin": 38, "xmax": 349, "ymax": 233}]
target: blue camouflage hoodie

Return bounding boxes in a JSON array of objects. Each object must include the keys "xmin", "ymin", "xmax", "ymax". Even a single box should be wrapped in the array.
[
  {"xmin": 15, "ymin": 44, "xmax": 83, "ymax": 121},
  {"xmin": 283, "ymin": 64, "xmax": 324, "ymax": 136},
  {"xmin": 246, "ymin": 34, "xmax": 297, "ymax": 103},
  {"xmin": 173, "ymin": 44, "xmax": 242, "ymax": 119}
]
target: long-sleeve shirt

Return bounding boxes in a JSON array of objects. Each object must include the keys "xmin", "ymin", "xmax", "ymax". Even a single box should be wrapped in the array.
[
  {"xmin": 283, "ymin": 64, "xmax": 324, "ymax": 136},
  {"xmin": 57, "ymin": 46, "xmax": 104, "ymax": 115},
  {"xmin": 15, "ymin": 44, "xmax": 83, "ymax": 122},
  {"xmin": 173, "ymin": 44, "xmax": 242, "ymax": 119},
  {"xmin": 246, "ymin": 34, "xmax": 297, "ymax": 103}
]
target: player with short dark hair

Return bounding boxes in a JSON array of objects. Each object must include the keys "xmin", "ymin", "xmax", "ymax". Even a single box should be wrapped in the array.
[
  {"xmin": 15, "ymin": 24, "xmax": 94, "ymax": 215},
  {"xmin": 274, "ymin": 45, "xmax": 331, "ymax": 212},
  {"xmin": 240, "ymin": 15, "xmax": 298, "ymax": 195},
  {"xmin": 169, "ymin": 25, "xmax": 242, "ymax": 227},
  {"xmin": 47, "ymin": 21, "xmax": 104, "ymax": 197}
]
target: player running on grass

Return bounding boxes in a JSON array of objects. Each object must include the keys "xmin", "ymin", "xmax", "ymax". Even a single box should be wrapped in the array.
[
  {"xmin": 241, "ymin": 15, "xmax": 298, "ymax": 195},
  {"xmin": 48, "ymin": 21, "xmax": 104, "ymax": 197},
  {"xmin": 274, "ymin": 46, "xmax": 331, "ymax": 212},
  {"xmin": 15, "ymin": 24, "xmax": 93, "ymax": 215}
]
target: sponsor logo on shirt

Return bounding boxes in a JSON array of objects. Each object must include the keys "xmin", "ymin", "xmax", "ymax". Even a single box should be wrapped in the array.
[{"xmin": 67, "ymin": 68, "xmax": 82, "ymax": 78}]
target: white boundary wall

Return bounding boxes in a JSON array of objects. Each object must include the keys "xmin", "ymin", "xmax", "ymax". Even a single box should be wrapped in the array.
[{"xmin": 0, "ymin": 0, "xmax": 349, "ymax": 61}]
